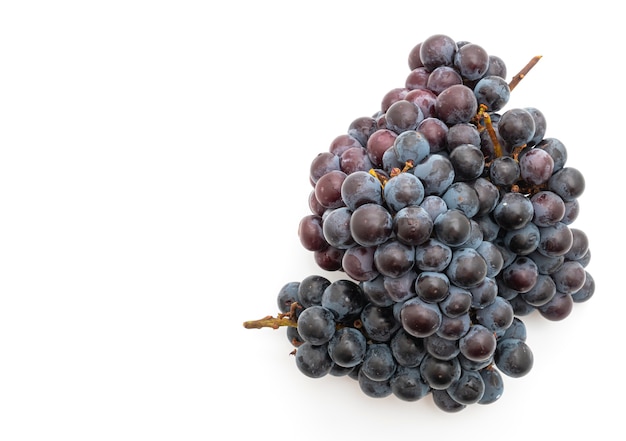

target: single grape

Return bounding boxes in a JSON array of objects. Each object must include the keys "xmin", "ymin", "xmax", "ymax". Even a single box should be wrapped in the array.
[
  {"xmin": 412, "ymin": 153, "xmax": 455, "ymax": 196},
  {"xmin": 419, "ymin": 34, "xmax": 457, "ymax": 71},
  {"xmin": 390, "ymin": 366, "xmax": 431, "ymax": 402},
  {"xmin": 497, "ymin": 108, "xmax": 535, "ymax": 148},
  {"xmin": 435, "ymin": 84, "xmax": 478, "ymax": 125},
  {"xmin": 298, "ymin": 275, "xmax": 331, "ymax": 308},
  {"xmin": 361, "ymin": 343, "xmax": 397, "ymax": 381},
  {"xmin": 296, "ymin": 305, "xmax": 336, "ymax": 345},
  {"xmin": 459, "ymin": 324, "xmax": 497, "ymax": 362},
  {"xmin": 400, "ymin": 297, "xmax": 443, "ymax": 338},
  {"xmin": 295, "ymin": 342, "xmax": 333, "ymax": 378},
  {"xmin": 327, "ymin": 327, "xmax": 367, "ymax": 368},
  {"xmin": 350, "ymin": 203, "xmax": 393, "ymax": 247},
  {"xmin": 393, "ymin": 205, "xmax": 434, "ymax": 246},
  {"xmin": 341, "ymin": 170, "xmax": 383, "ymax": 210},
  {"xmin": 495, "ymin": 338, "xmax": 534, "ymax": 378},
  {"xmin": 420, "ymin": 354, "xmax": 461, "ymax": 390}
]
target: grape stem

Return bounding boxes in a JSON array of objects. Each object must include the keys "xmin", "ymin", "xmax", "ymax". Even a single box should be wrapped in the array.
[
  {"xmin": 243, "ymin": 303, "xmax": 300, "ymax": 329},
  {"xmin": 509, "ymin": 55, "xmax": 542, "ymax": 92}
]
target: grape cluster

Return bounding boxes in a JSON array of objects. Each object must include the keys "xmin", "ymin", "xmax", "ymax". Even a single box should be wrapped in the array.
[{"xmin": 265, "ymin": 34, "xmax": 594, "ymax": 412}]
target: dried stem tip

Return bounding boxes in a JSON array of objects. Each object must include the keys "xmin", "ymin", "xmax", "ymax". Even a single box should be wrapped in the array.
[{"xmin": 509, "ymin": 55, "xmax": 542, "ymax": 91}]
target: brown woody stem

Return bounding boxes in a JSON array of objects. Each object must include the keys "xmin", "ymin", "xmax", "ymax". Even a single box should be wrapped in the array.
[{"xmin": 509, "ymin": 55, "xmax": 542, "ymax": 91}]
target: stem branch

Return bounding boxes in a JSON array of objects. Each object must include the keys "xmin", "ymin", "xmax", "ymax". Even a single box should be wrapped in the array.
[{"xmin": 509, "ymin": 55, "xmax": 542, "ymax": 91}]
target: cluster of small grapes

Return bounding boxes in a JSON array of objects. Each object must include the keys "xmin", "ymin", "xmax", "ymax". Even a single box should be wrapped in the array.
[{"xmin": 245, "ymin": 34, "xmax": 595, "ymax": 412}]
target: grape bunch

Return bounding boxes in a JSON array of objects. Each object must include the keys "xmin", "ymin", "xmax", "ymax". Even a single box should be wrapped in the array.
[{"xmin": 244, "ymin": 34, "xmax": 595, "ymax": 412}]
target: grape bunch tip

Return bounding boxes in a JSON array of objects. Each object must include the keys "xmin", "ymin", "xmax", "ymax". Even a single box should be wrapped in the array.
[{"xmin": 243, "ymin": 33, "xmax": 594, "ymax": 413}]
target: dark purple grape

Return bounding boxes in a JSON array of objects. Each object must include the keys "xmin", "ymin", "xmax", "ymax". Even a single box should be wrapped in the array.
[
  {"xmin": 551, "ymin": 260, "xmax": 586, "ymax": 294},
  {"xmin": 276, "ymin": 281, "xmax": 300, "ymax": 314},
  {"xmin": 417, "ymin": 117, "xmax": 448, "ymax": 153},
  {"xmin": 520, "ymin": 274, "xmax": 556, "ymax": 307},
  {"xmin": 296, "ymin": 305, "xmax": 336, "ymax": 345},
  {"xmin": 298, "ymin": 275, "xmax": 331, "ymax": 308},
  {"xmin": 415, "ymin": 271, "xmax": 450, "ymax": 303},
  {"xmin": 314, "ymin": 169, "xmax": 347, "ymax": 209},
  {"xmin": 502, "ymin": 256, "xmax": 538, "ymax": 293},
  {"xmin": 350, "ymin": 203, "xmax": 393, "ymax": 247},
  {"xmin": 405, "ymin": 88, "xmax": 438, "ymax": 119},
  {"xmin": 295, "ymin": 342, "xmax": 333, "ymax": 378},
  {"xmin": 448, "ymin": 369, "xmax": 486, "ymax": 405},
  {"xmin": 447, "ymin": 122, "xmax": 481, "ymax": 150},
  {"xmin": 310, "ymin": 151, "xmax": 340, "ymax": 184},
  {"xmin": 341, "ymin": 170, "xmax": 383, "ymax": 210},
  {"xmin": 328, "ymin": 327, "xmax": 367, "ymax": 368},
  {"xmin": 439, "ymin": 285, "xmax": 472, "ymax": 317},
  {"xmin": 420, "ymin": 354, "xmax": 461, "ymax": 390},
  {"xmin": 448, "ymin": 143, "xmax": 485, "ymax": 181},
  {"xmin": 425, "ymin": 334, "xmax": 460, "ymax": 360},
  {"xmin": 441, "ymin": 181, "xmax": 480, "ymax": 218},
  {"xmin": 357, "ymin": 368, "xmax": 392, "ymax": 398},
  {"xmin": 564, "ymin": 228, "xmax": 589, "ymax": 261},
  {"xmin": 405, "ymin": 66, "xmax": 430, "ymax": 90},
  {"xmin": 348, "ymin": 116, "xmax": 377, "ymax": 146},
  {"xmin": 322, "ymin": 207, "xmax": 355, "ymax": 249},
  {"xmin": 360, "ymin": 303, "xmax": 400, "ymax": 342},
  {"xmin": 548, "ymin": 167, "xmax": 585, "ymax": 201},
  {"xmin": 470, "ymin": 177, "xmax": 500, "ymax": 216},
  {"xmin": 408, "ymin": 42, "xmax": 423, "ymax": 70},
  {"xmin": 366, "ymin": 129, "xmax": 397, "ymax": 167},
  {"xmin": 571, "ymin": 271, "xmax": 594, "ymax": 303},
  {"xmin": 390, "ymin": 329, "xmax": 427, "ymax": 367},
  {"xmin": 329, "ymin": 133, "xmax": 362, "ymax": 156},
  {"xmin": 383, "ymin": 270, "xmax": 417, "ymax": 303},
  {"xmin": 426, "ymin": 66, "xmax": 463, "ymax": 94},
  {"xmin": 412, "ymin": 153, "xmax": 455, "ymax": 196},
  {"xmin": 434, "ymin": 209, "xmax": 472, "ymax": 247},
  {"xmin": 373, "ymin": 239, "xmax": 415, "ymax": 278},
  {"xmin": 298, "ymin": 214, "xmax": 327, "ymax": 251},
  {"xmin": 341, "ymin": 245, "xmax": 378, "ymax": 282},
  {"xmin": 414, "ymin": 238, "xmax": 452, "ymax": 272},
  {"xmin": 361, "ymin": 343, "xmax": 397, "ymax": 381},
  {"xmin": 400, "ymin": 297, "xmax": 442, "ymax": 338},
  {"xmin": 392, "ymin": 129, "xmax": 430, "ymax": 164},
  {"xmin": 473, "ymin": 75, "xmax": 510, "ymax": 112},
  {"xmin": 524, "ymin": 107, "xmax": 547, "ymax": 145},
  {"xmin": 454, "ymin": 43, "xmax": 489, "ymax": 80},
  {"xmin": 486, "ymin": 55, "xmax": 507, "ymax": 78},
  {"xmin": 383, "ymin": 172, "xmax": 425, "ymax": 212},
  {"xmin": 446, "ymin": 247, "xmax": 488, "ymax": 289},
  {"xmin": 495, "ymin": 338, "xmax": 533, "ymax": 378},
  {"xmin": 536, "ymin": 137, "xmax": 568, "ymax": 172},
  {"xmin": 531, "ymin": 190, "xmax": 566, "ymax": 227},
  {"xmin": 321, "ymin": 279, "xmax": 366, "ymax": 322},
  {"xmin": 386, "ymin": 100, "xmax": 424, "ymax": 133},
  {"xmin": 475, "ymin": 296, "xmax": 514, "ymax": 336},
  {"xmin": 492, "ymin": 192, "xmax": 534, "ymax": 230},
  {"xmin": 537, "ymin": 222, "xmax": 573, "ymax": 257},
  {"xmin": 390, "ymin": 366, "xmax": 430, "ymax": 402},
  {"xmin": 504, "ymin": 222, "xmax": 540, "ymax": 255},
  {"xmin": 314, "ymin": 246, "xmax": 344, "ymax": 272},
  {"xmin": 419, "ymin": 34, "xmax": 457, "ymax": 71},
  {"xmin": 459, "ymin": 324, "xmax": 497, "ymax": 363},
  {"xmin": 538, "ymin": 291, "xmax": 573, "ymax": 321},
  {"xmin": 393, "ymin": 205, "xmax": 434, "ymax": 246},
  {"xmin": 340, "ymin": 146, "xmax": 373, "ymax": 175},
  {"xmin": 435, "ymin": 84, "xmax": 478, "ymax": 125},
  {"xmin": 489, "ymin": 156, "xmax": 520, "ymax": 187},
  {"xmin": 497, "ymin": 108, "xmax": 535, "ymax": 148},
  {"xmin": 478, "ymin": 367, "xmax": 504, "ymax": 404},
  {"xmin": 519, "ymin": 147, "xmax": 554, "ymax": 185}
]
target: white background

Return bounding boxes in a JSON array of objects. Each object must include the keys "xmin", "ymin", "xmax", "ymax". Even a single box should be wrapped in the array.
[{"xmin": 0, "ymin": 1, "xmax": 622, "ymax": 439}]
